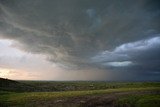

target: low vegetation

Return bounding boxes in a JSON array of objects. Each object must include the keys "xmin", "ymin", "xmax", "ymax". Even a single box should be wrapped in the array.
[
  {"xmin": 117, "ymin": 94, "xmax": 160, "ymax": 107},
  {"xmin": 0, "ymin": 78, "xmax": 160, "ymax": 107}
]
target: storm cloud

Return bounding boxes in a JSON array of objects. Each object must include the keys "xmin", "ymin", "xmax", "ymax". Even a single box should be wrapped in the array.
[{"xmin": 0, "ymin": 0, "xmax": 160, "ymax": 81}]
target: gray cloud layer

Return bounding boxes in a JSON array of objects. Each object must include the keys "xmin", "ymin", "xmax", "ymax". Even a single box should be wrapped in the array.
[
  {"xmin": 92, "ymin": 36, "xmax": 160, "ymax": 70},
  {"xmin": 0, "ymin": 0, "xmax": 160, "ymax": 80}
]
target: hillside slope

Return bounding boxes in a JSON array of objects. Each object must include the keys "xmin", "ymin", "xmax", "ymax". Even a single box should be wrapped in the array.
[{"xmin": 0, "ymin": 78, "xmax": 36, "ymax": 92}]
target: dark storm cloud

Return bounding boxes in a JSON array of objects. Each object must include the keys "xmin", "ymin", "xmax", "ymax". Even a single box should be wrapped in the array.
[
  {"xmin": 0, "ymin": 0, "xmax": 160, "ymax": 80},
  {"xmin": 92, "ymin": 36, "xmax": 160, "ymax": 68}
]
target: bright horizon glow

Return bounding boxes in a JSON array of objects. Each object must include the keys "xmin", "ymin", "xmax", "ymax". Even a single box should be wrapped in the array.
[
  {"xmin": 0, "ymin": 68, "xmax": 10, "ymax": 78},
  {"xmin": 0, "ymin": 39, "xmax": 56, "ymax": 80}
]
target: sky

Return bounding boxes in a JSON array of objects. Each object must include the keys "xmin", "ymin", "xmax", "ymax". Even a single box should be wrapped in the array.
[{"xmin": 0, "ymin": 0, "xmax": 160, "ymax": 81}]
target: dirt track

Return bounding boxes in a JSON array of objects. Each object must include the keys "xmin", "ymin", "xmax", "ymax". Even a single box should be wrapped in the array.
[{"xmin": 35, "ymin": 90, "xmax": 160, "ymax": 107}]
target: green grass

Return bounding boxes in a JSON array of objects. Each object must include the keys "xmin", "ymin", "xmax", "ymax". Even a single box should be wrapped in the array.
[
  {"xmin": 117, "ymin": 94, "xmax": 160, "ymax": 107},
  {"xmin": 0, "ymin": 87, "xmax": 159, "ymax": 106}
]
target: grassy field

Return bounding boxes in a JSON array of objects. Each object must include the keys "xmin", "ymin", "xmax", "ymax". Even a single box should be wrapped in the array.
[
  {"xmin": 116, "ymin": 94, "xmax": 160, "ymax": 107},
  {"xmin": 0, "ymin": 78, "xmax": 160, "ymax": 107}
]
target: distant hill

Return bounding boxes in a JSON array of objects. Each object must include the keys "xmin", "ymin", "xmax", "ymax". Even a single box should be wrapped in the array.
[
  {"xmin": 0, "ymin": 78, "xmax": 37, "ymax": 92},
  {"xmin": 0, "ymin": 78, "xmax": 59, "ymax": 92}
]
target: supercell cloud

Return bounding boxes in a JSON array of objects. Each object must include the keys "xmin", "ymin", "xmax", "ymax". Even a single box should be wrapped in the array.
[{"xmin": 0, "ymin": 0, "xmax": 160, "ymax": 81}]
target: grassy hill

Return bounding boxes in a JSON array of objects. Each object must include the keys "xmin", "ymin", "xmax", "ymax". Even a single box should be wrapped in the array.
[{"xmin": 0, "ymin": 78, "xmax": 37, "ymax": 92}]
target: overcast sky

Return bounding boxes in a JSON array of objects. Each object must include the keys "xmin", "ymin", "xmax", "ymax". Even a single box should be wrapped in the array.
[{"xmin": 0, "ymin": 0, "xmax": 160, "ymax": 81}]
